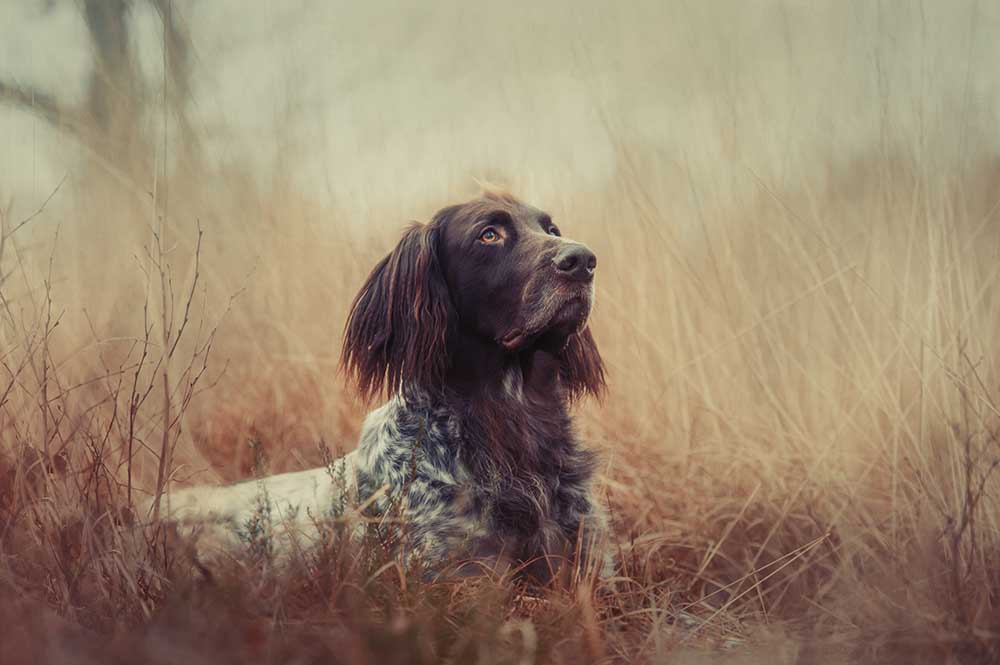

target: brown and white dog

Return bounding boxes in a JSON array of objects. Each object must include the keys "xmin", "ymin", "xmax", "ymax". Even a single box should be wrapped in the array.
[{"xmin": 151, "ymin": 190, "xmax": 612, "ymax": 582}]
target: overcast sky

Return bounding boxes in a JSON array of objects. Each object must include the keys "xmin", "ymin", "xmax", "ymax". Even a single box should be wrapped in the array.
[{"xmin": 2, "ymin": 0, "xmax": 998, "ymax": 221}]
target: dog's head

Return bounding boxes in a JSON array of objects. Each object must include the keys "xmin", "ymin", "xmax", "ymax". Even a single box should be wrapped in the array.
[{"xmin": 341, "ymin": 190, "xmax": 604, "ymax": 400}]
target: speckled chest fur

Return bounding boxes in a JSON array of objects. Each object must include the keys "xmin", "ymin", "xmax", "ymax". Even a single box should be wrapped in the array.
[{"xmin": 354, "ymin": 375, "xmax": 605, "ymax": 580}]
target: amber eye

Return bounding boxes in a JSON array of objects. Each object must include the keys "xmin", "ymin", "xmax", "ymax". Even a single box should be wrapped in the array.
[{"xmin": 479, "ymin": 227, "xmax": 502, "ymax": 244}]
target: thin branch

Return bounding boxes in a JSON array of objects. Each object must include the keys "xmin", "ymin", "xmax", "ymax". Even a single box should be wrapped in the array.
[
  {"xmin": 10, "ymin": 173, "xmax": 68, "ymax": 236},
  {"xmin": 167, "ymin": 221, "xmax": 202, "ymax": 359},
  {"xmin": 0, "ymin": 175, "xmax": 68, "ymax": 290},
  {"xmin": 0, "ymin": 80, "xmax": 71, "ymax": 128}
]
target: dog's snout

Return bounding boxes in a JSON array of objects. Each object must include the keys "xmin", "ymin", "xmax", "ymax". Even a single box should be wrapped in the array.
[{"xmin": 553, "ymin": 244, "xmax": 597, "ymax": 282}]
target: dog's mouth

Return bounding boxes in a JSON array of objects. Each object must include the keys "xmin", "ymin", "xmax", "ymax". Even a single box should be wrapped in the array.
[
  {"xmin": 550, "ymin": 297, "xmax": 589, "ymax": 327},
  {"xmin": 500, "ymin": 293, "xmax": 592, "ymax": 351}
]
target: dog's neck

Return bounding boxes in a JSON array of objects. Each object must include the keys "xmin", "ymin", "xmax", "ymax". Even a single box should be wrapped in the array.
[
  {"xmin": 392, "ymin": 333, "xmax": 574, "ymax": 477},
  {"xmin": 441, "ymin": 332, "xmax": 566, "ymax": 403}
]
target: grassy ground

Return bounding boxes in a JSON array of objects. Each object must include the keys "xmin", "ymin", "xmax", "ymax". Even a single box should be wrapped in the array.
[
  {"xmin": 2, "ymin": 148, "xmax": 998, "ymax": 663},
  {"xmin": 2, "ymin": 2, "xmax": 1000, "ymax": 663}
]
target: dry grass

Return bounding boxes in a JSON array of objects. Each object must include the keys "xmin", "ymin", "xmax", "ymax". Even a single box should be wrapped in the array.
[
  {"xmin": 2, "ymin": 147, "xmax": 998, "ymax": 663},
  {"xmin": 2, "ymin": 2, "xmax": 1000, "ymax": 663}
]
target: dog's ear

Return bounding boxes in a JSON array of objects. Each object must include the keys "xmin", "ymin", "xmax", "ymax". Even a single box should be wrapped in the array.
[
  {"xmin": 559, "ymin": 327, "xmax": 606, "ymax": 401},
  {"xmin": 341, "ymin": 222, "xmax": 452, "ymax": 400}
]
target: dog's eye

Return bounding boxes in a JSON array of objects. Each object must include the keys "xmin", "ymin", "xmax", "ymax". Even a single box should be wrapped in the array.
[
  {"xmin": 479, "ymin": 227, "xmax": 502, "ymax": 244},
  {"xmin": 547, "ymin": 225, "xmax": 561, "ymax": 237}
]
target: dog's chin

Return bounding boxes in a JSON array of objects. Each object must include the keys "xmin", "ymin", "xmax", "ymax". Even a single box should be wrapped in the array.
[
  {"xmin": 546, "ymin": 297, "xmax": 591, "ymax": 334},
  {"xmin": 500, "ymin": 295, "xmax": 592, "ymax": 352}
]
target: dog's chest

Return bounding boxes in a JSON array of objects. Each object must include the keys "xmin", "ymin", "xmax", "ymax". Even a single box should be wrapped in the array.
[
  {"xmin": 355, "ymin": 395, "xmax": 594, "ymax": 560},
  {"xmin": 456, "ymin": 449, "xmax": 569, "ymax": 541}
]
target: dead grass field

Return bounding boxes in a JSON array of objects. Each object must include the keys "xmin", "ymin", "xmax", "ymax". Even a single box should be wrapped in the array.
[{"xmin": 2, "ymin": 2, "xmax": 1000, "ymax": 663}]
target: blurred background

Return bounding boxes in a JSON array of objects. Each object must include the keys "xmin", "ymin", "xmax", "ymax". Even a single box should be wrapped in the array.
[
  {"xmin": 5, "ymin": 1, "xmax": 999, "ymax": 207},
  {"xmin": 2, "ymin": 1, "xmax": 1000, "ymax": 660}
]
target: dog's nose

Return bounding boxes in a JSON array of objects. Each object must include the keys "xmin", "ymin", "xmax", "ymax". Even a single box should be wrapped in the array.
[{"xmin": 553, "ymin": 244, "xmax": 597, "ymax": 282}]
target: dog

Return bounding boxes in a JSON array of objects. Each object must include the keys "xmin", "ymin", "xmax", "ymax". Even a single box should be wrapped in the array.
[{"xmin": 151, "ymin": 190, "xmax": 612, "ymax": 582}]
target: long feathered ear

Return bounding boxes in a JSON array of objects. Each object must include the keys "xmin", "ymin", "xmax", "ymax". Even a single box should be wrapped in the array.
[
  {"xmin": 341, "ymin": 222, "xmax": 452, "ymax": 400},
  {"xmin": 559, "ymin": 326, "xmax": 606, "ymax": 401}
]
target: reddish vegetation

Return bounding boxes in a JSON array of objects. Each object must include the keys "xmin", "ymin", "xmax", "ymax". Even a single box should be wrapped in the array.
[{"xmin": 1, "ymin": 149, "xmax": 999, "ymax": 664}]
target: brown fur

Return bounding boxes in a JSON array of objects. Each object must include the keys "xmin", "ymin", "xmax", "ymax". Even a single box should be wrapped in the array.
[{"xmin": 340, "ymin": 193, "xmax": 605, "ymax": 403}]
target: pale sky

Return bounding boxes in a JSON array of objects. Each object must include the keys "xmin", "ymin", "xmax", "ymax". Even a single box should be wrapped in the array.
[{"xmin": 2, "ymin": 0, "xmax": 998, "ymax": 223}]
